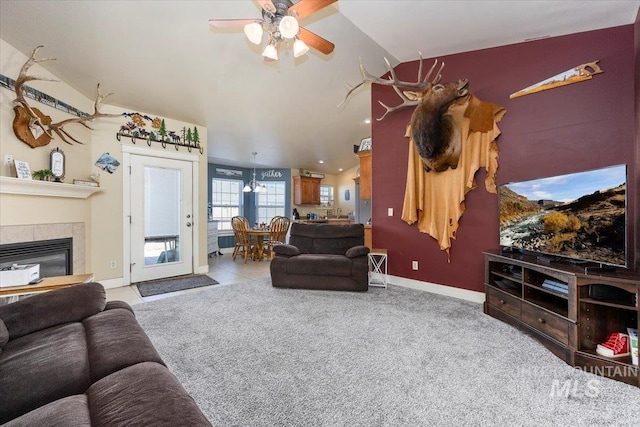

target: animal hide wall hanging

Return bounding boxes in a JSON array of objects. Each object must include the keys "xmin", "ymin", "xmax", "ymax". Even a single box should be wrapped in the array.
[
  {"xmin": 341, "ymin": 54, "xmax": 506, "ymax": 257},
  {"xmin": 402, "ymin": 94, "xmax": 506, "ymax": 256}
]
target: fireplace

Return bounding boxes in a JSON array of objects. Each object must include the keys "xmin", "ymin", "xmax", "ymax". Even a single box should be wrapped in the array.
[{"xmin": 0, "ymin": 238, "xmax": 73, "ymax": 278}]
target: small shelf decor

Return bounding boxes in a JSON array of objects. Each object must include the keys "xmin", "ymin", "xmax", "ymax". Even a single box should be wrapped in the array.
[{"xmin": 32, "ymin": 169, "xmax": 54, "ymax": 181}]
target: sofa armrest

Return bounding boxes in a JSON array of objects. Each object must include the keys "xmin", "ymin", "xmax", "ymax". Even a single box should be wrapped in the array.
[
  {"xmin": 345, "ymin": 245, "xmax": 370, "ymax": 259},
  {"xmin": 0, "ymin": 282, "xmax": 106, "ymax": 340},
  {"xmin": 273, "ymin": 244, "xmax": 301, "ymax": 257},
  {"xmin": 105, "ymin": 300, "xmax": 135, "ymax": 315}
]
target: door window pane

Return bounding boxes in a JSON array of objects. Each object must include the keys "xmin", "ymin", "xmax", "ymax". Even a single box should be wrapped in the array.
[{"xmin": 144, "ymin": 166, "xmax": 181, "ymax": 265}]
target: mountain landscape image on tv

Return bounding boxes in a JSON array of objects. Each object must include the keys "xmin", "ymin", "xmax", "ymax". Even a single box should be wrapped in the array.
[{"xmin": 499, "ymin": 164, "xmax": 627, "ymax": 267}]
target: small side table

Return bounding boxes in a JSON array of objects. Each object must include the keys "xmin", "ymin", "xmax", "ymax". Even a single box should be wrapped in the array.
[{"xmin": 368, "ymin": 248, "xmax": 388, "ymax": 288}]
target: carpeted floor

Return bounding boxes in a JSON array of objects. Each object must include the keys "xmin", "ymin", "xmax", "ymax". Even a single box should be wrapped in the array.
[
  {"xmin": 135, "ymin": 274, "xmax": 219, "ymax": 297},
  {"xmin": 134, "ymin": 279, "xmax": 640, "ymax": 426}
]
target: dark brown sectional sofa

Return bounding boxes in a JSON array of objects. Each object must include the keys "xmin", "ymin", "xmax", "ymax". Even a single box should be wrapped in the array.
[{"xmin": 0, "ymin": 282, "xmax": 211, "ymax": 426}]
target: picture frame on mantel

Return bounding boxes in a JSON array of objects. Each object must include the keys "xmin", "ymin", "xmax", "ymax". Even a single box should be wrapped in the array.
[{"xmin": 14, "ymin": 160, "xmax": 32, "ymax": 180}]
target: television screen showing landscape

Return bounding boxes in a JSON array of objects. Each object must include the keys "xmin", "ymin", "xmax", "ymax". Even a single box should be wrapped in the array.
[{"xmin": 499, "ymin": 164, "xmax": 626, "ymax": 267}]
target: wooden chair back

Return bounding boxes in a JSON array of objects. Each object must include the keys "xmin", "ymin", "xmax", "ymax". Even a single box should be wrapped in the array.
[
  {"xmin": 231, "ymin": 216, "xmax": 251, "ymax": 244},
  {"xmin": 269, "ymin": 216, "xmax": 291, "ymax": 245},
  {"xmin": 231, "ymin": 216, "xmax": 253, "ymax": 262}
]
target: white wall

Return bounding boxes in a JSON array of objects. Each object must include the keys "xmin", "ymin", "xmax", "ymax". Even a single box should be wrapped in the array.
[{"xmin": 0, "ymin": 39, "xmax": 209, "ymax": 284}]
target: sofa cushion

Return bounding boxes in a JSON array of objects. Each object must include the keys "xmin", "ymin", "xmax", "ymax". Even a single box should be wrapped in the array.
[
  {"xmin": 0, "ymin": 319, "xmax": 8, "ymax": 353},
  {"xmin": 2, "ymin": 394, "xmax": 91, "ymax": 427},
  {"xmin": 0, "ymin": 282, "xmax": 106, "ymax": 340},
  {"xmin": 83, "ymin": 307, "xmax": 165, "ymax": 382},
  {"xmin": 0, "ymin": 323, "xmax": 91, "ymax": 424},
  {"xmin": 288, "ymin": 223, "xmax": 365, "ymax": 255},
  {"xmin": 87, "ymin": 362, "xmax": 212, "ymax": 426},
  {"xmin": 286, "ymin": 254, "xmax": 353, "ymax": 277}
]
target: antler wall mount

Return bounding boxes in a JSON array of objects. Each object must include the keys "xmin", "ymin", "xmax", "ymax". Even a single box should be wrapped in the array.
[
  {"xmin": 11, "ymin": 45, "xmax": 118, "ymax": 148},
  {"xmin": 340, "ymin": 53, "xmax": 470, "ymax": 172}
]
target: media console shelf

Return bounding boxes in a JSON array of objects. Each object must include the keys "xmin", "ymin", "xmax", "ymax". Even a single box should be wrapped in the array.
[{"xmin": 484, "ymin": 250, "xmax": 639, "ymax": 387}]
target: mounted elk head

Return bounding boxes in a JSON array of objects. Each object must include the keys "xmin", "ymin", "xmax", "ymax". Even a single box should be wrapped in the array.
[
  {"xmin": 339, "ymin": 53, "xmax": 469, "ymax": 172},
  {"xmin": 12, "ymin": 46, "xmax": 118, "ymax": 148}
]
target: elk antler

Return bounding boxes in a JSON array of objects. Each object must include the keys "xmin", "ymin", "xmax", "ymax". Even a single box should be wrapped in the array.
[
  {"xmin": 13, "ymin": 45, "xmax": 59, "ymax": 140},
  {"xmin": 338, "ymin": 52, "xmax": 445, "ymax": 121},
  {"xmin": 48, "ymin": 84, "xmax": 116, "ymax": 145},
  {"xmin": 12, "ymin": 45, "xmax": 118, "ymax": 147}
]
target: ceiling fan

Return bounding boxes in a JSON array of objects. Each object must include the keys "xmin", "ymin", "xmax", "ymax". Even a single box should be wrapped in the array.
[{"xmin": 208, "ymin": 0, "xmax": 337, "ymax": 61}]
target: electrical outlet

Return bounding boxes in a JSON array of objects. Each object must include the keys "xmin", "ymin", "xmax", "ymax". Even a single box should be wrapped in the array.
[
  {"xmin": 4, "ymin": 154, "xmax": 14, "ymax": 166},
  {"xmin": 388, "ymin": 207, "xmax": 394, "ymax": 216},
  {"xmin": 412, "ymin": 261, "xmax": 418, "ymax": 270},
  {"xmin": 110, "ymin": 260, "xmax": 117, "ymax": 269}
]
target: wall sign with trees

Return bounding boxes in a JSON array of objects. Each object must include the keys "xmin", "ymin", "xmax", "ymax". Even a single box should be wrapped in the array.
[{"xmin": 116, "ymin": 112, "xmax": 203, "ymax": 154}]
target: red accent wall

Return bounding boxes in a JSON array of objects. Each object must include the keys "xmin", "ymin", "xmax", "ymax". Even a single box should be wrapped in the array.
[{"xmin": 372, "ymin": 25, "xmax": 638, "ymax": 292}]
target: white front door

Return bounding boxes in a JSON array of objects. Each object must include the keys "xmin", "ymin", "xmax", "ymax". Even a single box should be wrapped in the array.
[{"xmin": 129, "ymin": 155, "xmax": 193, "ymax": 282}]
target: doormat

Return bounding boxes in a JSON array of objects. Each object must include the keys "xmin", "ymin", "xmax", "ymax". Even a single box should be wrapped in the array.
[{"xmin": 136, "ymin": 274, "xmax": 219, "ymax": 297}]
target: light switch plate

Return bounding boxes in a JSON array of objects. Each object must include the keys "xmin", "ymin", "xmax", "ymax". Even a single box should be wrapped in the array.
[{"xmin": 388, "ymin": 207, "xmax": 393, "ymax": 216}]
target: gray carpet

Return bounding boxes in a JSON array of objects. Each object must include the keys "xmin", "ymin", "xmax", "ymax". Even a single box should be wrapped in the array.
[
  {"xmin": 135, "ymin": 274, "xmax": 218, "ymax": 297},
  {"xmin": 134, "ymin": 279, "xmax": 640, "ymax": 426}
]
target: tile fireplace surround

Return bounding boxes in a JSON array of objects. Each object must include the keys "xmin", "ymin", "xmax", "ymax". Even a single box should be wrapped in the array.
[{"xmin": 0, "ymin": 223, "xmax": 85, "ymax": 274}]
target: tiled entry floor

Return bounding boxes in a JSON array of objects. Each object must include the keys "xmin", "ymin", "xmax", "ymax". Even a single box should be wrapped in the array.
[{"xmin": 105, "ymin": 251, "xmax": 271, "ymax": 305}]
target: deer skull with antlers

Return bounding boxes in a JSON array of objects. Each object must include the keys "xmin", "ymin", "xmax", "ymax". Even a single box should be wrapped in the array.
[
  {"xmin": 339, "ymin": 53, "xmax": 470, "ymax": 172},
  {"xmin": 12, "ymin": 46, "xmax": 118, "ymax": 148}
]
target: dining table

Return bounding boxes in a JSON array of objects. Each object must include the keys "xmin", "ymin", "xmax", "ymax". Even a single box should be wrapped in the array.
[{"xmin": 246, "ymin": 228, "xmax": 271, "ymax": 261}]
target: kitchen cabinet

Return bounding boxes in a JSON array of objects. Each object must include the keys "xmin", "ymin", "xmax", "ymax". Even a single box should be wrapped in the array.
[
  {"xmin": 293, "ymin": 176, "xmax": 321, "ymax": 205},
  {"xmin": 357, "ymin": 150, "xmax": 371, "ymax": 199}
]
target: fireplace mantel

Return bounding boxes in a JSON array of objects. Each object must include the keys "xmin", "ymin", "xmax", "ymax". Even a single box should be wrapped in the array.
[{"xmin": 0, "ymin": 176, "xmax": 103, "ymax": 199}]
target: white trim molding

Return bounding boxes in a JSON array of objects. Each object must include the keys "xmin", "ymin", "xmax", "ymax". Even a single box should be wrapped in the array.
[
  {"xmin": 0, "ymin": 176, "xmax": 104, "ymax": 198},
  {"xmin": 389, "ymin": 275, "xmax": 486, "ymax": 304}
]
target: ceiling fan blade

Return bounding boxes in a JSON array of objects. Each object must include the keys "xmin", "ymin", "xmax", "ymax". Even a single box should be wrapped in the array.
[
  {"xmin": 257, "ymin": 0, "xmax": 277, "ymax": 14},
  {"xmin": 208, "ymin": 19, "xmax": 260, "ymax": 29},
  {"xmin": 298, "ymin": 27, "xmax": 335, "ymax": 55},
  {"xmin": 288, "ymin": 0, "xmax": 337, "ymax": 21}
]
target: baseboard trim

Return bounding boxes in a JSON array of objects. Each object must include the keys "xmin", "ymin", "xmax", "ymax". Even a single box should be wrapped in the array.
[
  {"xmin": 389, "ymin": 275, "xmax": 485, "ymax": 304},
  {"xmin": 195, "ymin": 264, "xmax": 209, "ymax": 275},
  {"xmin": 99, "ymin": 277, "xmax": 124, "ymax": 289}
]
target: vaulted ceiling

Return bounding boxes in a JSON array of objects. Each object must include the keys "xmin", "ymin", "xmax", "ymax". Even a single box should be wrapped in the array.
[{"xmin": 1, "ymin": 1, "xmax": 638, "ymax": 173}]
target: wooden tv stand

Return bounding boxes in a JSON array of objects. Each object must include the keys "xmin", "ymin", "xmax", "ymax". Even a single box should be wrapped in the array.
[{"xmin": 483, "ymin": 250, "xmax": 639, "ymax": 387}]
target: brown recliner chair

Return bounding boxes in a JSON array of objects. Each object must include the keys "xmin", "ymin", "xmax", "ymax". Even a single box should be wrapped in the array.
[{"xmin": 270, "ymin": 223, "xmax": 370, "ymax": 291}]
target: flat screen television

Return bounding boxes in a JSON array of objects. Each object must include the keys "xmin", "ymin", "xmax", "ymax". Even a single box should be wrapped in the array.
[{"xmin": 498, "ymin": 164, "xmax": 627, "ymax": 267}]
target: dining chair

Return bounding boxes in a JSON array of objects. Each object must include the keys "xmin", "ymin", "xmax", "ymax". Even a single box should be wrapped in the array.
[
  {"xmin": 266, "ymin": 216, "xmax": 291, "ymax": 259},
  {"xmin": 231, "ymin": 216, "xmax": 253, "ymax": 263}
]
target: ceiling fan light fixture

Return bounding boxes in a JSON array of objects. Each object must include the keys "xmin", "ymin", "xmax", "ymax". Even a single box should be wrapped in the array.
[
  {"xmin": 278, "ymin": 15, "xmax": 299, "ymax": 39},
  {"xmin": 244, "ymin": 22, "xmax": 263, "ymax": 44},
  {"xmin": 293, "ymin": 38, "xmax": 309, "ymax": 58},
  {"xmin": 262, "ymin": 43, "xmax": 278, "ymax": 60}
]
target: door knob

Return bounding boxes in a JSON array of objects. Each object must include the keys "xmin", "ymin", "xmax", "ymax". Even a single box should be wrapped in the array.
[
  {"xmin": 186, "ymin": 214, "xmax": 191, "ymax": 219},
  {"xmin": 186, "ymin": 222, "xmax": 192, "ymax": 227}
]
